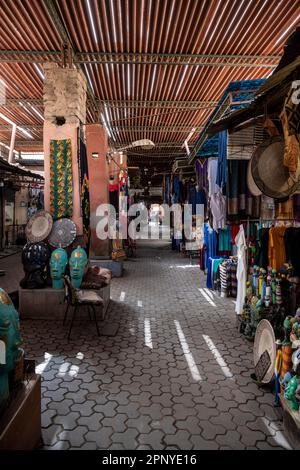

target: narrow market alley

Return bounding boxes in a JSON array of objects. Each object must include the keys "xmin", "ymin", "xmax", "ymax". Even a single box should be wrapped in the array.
[{"xmin": 18, "ymin": 240, "xmax": 292, "ymax": 450}]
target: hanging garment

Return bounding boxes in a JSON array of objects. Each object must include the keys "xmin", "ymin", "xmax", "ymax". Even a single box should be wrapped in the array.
[
  {"xmin": 254, "ymin": 227, "xmax": 270, "ymax": 270},
  {"xmin": 204, "ymin": 223, "xmax": 217, "ymax": 270},
  {"xmin": 268, "ymin": 226, "xmax": 286, "ymax": 271},
  {"xmin": 227, "ymin": 161, "xmax": 247, "ymax": 215},
  {"xmin": 235, "ymin": 225, "xmax": 247, "ymax": 315},
  {"xmin": 173, "ymin": 176, "xmax": 182, "ymax": 203},
  {"xmin": 195, "ymin": 158, "xmax": 209, "ymax": 192},
  {"xmin": 246, "ymin": 188, "xmax": 253, "ymax": 217},
  {"xmin": 218, "ymin": 225, "xmax": 232, "ymax": 252},
  {"xmin": 219, "ymin": 258, "xmax": 238, "ymax": 298},
  {"xmin": 216, "ymin": 131, "xmax": 228, "ymax": 192},
  {"xmin": 238, "ymin": 161, "xmax": 247, "ymax": 212},
  {"xmin": 284, "ymin": 228, "xmax": 300, "ymax": 276},
  {"xmin": 252, "ymin": 196, "xmax": 261, "ymax": 219},
  {"xmin": 206, "ymin": 256, "xmax": 224, "ymax": 289},
  {"xmin": 207, "ymin": 158, "xmax": 218, "ymax": 197},
  {"xmin": 210, "ymin": 189, "xmax": 226, "ymax": 232},
  {"xmin": 199, "ymin": 247, "xmax": 206, "ymax": 271},
  {"xmin": 189, "ymin": 186, "xmax": 206, "ymax": 215},
  {"xmin": 275, "ymin": 198, "xmax": 294, "ymax": 220},
  {"xmin": 219, "ymin": 262, "xmax": 228, "ymax": 297},
  {"xmin": 227, "ymin": 160, "xmax": 239, "ymax": 215},
  {"xmin": 109, "ymin": 189, "xmax": 119, "ymax": 213},
  {"xmin": 50, "ymin": 138, "xmax": 73, "ymax": 220}
]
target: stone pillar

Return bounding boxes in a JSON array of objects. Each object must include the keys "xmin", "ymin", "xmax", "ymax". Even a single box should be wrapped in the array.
[
  {"xmin": 86, "ymin": 124, "xmax": 110, "ymax": 258},
  {"xmin": 43, "ymin": 63, "xmax": 87, "ymax": 235}
]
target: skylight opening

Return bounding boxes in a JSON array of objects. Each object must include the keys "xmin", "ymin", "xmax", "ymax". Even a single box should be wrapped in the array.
[
  {"xmin": 84, "ymin": 64, "xmax": 94, "ymax": 93},
  {"xmin": 176, "ymin": 65, "xmax": 188, "ymax": 96},
  {"xmin": 275, "ymin": 15, "xmax": 300, "ymax": 45},
  {"xmin": 86, "ymin": 0, "xmax": 98, "ymax": 44},
  {"xmin": 34, "ymin": 64, "xmax": 45, "ymax": 80}
]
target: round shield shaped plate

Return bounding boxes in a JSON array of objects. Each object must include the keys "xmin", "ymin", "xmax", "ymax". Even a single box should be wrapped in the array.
[
  {"xmin": 247, "ymin": 158, "xmax": 262, "ymax": 196},
  {"xmin": 251, "ymin": 136, "xmax": 299, "ymax": 200},
  {"xmin": 25, "ymin": 210, "xmax": 53, "ymax": 243},
  {"xmin": 48, "ymin": 218, "xmax": 77, "ymax": 248},
  {"xmin": 253, "ymin": 319, "xmax": 276, "ymax": 384}
]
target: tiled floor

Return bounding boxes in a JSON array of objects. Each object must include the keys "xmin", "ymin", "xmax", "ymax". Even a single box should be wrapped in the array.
[{"xmin": 20, "ymin": 240, "xmax": 293, "ymax": 450}]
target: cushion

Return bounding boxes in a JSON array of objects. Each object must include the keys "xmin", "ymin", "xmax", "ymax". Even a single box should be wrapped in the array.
[{"xmin": 76, "ymin": 289, "xmax": 104, "ymax": 304}]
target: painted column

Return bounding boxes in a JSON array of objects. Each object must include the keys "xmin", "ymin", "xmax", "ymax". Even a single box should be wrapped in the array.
[
  {"xmin": 86, "ymin": 124, "xmax": 110, "ymax": 258},
  {"xmin": 43, "ymin": 63, "xmax": 87, "ymax": 236}
]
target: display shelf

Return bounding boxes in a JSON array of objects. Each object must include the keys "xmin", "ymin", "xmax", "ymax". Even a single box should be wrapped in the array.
[
  {"xmin": 280, "ymin": 393, "xmax": 300, "ymax": 450},
  {"xmin": 0, "ymin": 374, "xmax": 41, "ymax": 450}
]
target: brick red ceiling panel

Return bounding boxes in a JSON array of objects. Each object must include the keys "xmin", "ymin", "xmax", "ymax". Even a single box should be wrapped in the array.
[{"xmin": 0, "ymin": 0, "xmax": 299, "ymax": 160}]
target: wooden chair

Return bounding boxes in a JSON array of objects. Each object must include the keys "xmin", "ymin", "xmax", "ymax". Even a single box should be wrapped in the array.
[{"xmin": 63, "ymin": 275, "xmax": 103, "ymax": 340}]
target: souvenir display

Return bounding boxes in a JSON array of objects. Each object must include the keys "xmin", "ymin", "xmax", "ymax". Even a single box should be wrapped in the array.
[
  {"xmin": 25, "ymin": 210, "xmax": 53, "ymax": 243},
  {"xmin": 48, "ymin": 218, "xmax": 77, "ymax": 248},
  {"xmin": 0, "ymin": 289, "xmax": 23, "ymax": 414},
  {"xmin": 20, "ymin": 242, "xmax": 50, "ymax": 289},
  {"xmin": 69, "ymin": 246, "xmax": 88, "ymax": 288},
  {"xmin": 50, "ymin": 248, "xmax": 68, "ymax": 289},
  {"xmin": 50, "ymin": 138, "xmax": 73, "ymax": 220}
]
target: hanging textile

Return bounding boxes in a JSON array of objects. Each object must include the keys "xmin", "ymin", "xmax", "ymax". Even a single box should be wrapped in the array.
[
  {"xmin": 268, "ymin": 226, "xmax": 286, "ymax": 271},
  {"xmin": 78, "ymin": 138, "xmax": 90, "ymax": 242},
  {"xmin": 218, "ymin": 225, "xmax": 232, "ymax": 252},
  {"xmin": 204, "ymin": 223, "xmax": 217, "ymax": 270},
  {"xmin": 109, "ymin": 184, "xmax": 119, "ymax": 213},
  {"xmin": 206, "ymin": 257, "xmax": 224, "ymax": 289},
  {"xmin": 216, "ymin": 131, "xmax": 227, "ymax": 192},
  {"xmin": 210, "ymin": 188, "xmax": 226, "ymax": 232},
  {"xmin": 188, "ymin": 186, "xmax": 206, "ymax": 215},
  {"xmin": 238, "ymin": 161, "xmax": 247, "ymax": 212},
  {"xmin": 207, "ymin": 158, "xmax": 218, "ymax": 197},
  {"xmin": 275, "ymin": 198, "xmax": 294, "ymax": 220},
  {"xmin": 254, "ymin": 227, "xmax": 270, "ymax": 270},
  {"xmin": 227, "ymin": 160, "xmax": 239, "ymax": 215},
  {"xmin": 235, "ymin": 225, "xmax": 247, "ymax": 315},
  {"xmin": 164, "ymin": 176, "xmax": 170, "ymax": 205},
  {"xmin": 173, "ymin": 176, "xmax": 182, "ymax": 203},
  {"xmin": 220, "ymin": 259, "xmax": 238, "ymax": 298},
  {"xmin": 50, "ymin": 139, "xmax": 73, "ymax": 220},
  {"xmin": 260, "ymin": 195, "xmax": 275, "ymax": 220},
  {"xmin": 227, "ymin": 161, "xmax": 247, "ymax": 216},
  {"xmin": 195, "ymin": 158, "xmax": 208, "ymax": 193}
]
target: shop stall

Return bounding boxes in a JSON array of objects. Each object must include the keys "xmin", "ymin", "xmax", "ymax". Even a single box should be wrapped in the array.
[
  {"xmin": 188, "ymin": 45, "xmax": 300, "ymax": 448},
  {"xmin": 0, "ymin": 155, "xmax": 44, "ymax": 250}
]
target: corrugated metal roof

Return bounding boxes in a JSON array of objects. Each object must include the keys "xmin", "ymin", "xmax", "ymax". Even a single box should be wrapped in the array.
[{"xmin": 0, "ymin": 0, "xmax": 299, "ymax": 164}]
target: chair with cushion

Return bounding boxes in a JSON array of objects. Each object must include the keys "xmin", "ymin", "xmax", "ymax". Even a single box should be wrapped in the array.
[{"xmin": 63, "ymin": 275, "xmax": 103, "ymax": 340}]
